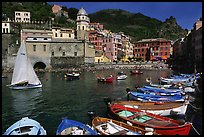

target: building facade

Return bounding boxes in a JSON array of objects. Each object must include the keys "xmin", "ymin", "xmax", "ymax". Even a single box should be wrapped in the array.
[
  {"xmin": 134, "ymin": 38, "xmax": 171, "ymax": 61},
  {"xmin": 15, "ymin": 11, "xmax": 30, "ymax": 23},
  {"xmin": 192, "ymin": 18, "xmax": 202, "ymax": 72}
]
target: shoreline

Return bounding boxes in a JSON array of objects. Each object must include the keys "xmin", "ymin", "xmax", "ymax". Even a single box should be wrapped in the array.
[{"xmin": 2, "ymin": 62, "xmax": 170, "ymax": 74}]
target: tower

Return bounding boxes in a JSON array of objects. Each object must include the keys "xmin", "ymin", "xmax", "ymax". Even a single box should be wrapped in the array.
[{"xmin": 76, "ymin": 7, "xmax": 90, "ymax": 40}]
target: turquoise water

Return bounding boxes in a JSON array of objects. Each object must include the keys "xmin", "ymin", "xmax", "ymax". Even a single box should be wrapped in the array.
[{"xmin": 2, "ymin": 69, "xmax": 201, "ymax": 135}]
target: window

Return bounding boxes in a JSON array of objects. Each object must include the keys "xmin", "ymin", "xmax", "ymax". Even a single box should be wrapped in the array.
[
  {"xmin": 44, "ymin": 38, "xmax": 48, "ymax": 40},
  {"xmin": 74, "ymin": 52, "xmax": 77, "ymax": 56},
  {"xmin": 69, "ymin": 34, "xmax": 71, "ymax": 37},
  {"xmin": 43, "ymin": 45, "xmax": 46, "ymax": 52},
  {"xmin": 82, "ymin": 26, "xmax": 85, "ymax": 30},
  {"xmin": 165, "ymin": 52, "xmax": 167, "ymax": 55},
  {"xmin": 33, "ymin": 45, "xmax": 36, "ymax": 52},
  {"xmin": 142, "ymin": 49, "xmax": 144, "ymax": 52},
  {"xmin": 60, "ymin": 33, "xmax": 62, "ymax": 37},
  {"xmin": 59, "ymin": 47, "xmax": 61, "ymax": 51},
  {"xmin": 33, "ymin": 38, "xmax": 37, "ymax": 40},
  {"xmin": 166, "ymin": 47, "xmax": 168, "ymax": 50},
  {"xmin": 52, "ymin": 51, "xmax": 54, "ymax": 56},
  {"xmin": 4, "ymin": 24, "xmax": 7, "ymax": 26},
  {"xmin": 160, "ymin": 47, "xmax": 163, "ymax": 50},
  {"xmin": 55, "ymin": 33, "xmax": 57, "ymax": 37},
  {"xmin": 156, "ymin": 47, "xmax": 159, "ymax": 50},
  {"xmin": 62, "ymin": 51, "xmax": 65, "ymax": 56}
]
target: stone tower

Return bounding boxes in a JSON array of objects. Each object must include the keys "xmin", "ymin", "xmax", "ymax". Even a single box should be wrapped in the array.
[{"xmin": 76, "ymin": 7, "xmax": 90, "ymax": 40}]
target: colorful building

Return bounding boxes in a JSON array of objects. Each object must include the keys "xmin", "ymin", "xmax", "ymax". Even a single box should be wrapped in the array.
[{"xmin": 134, "ymin": 38, "xmax": 171, "ymax": 61}]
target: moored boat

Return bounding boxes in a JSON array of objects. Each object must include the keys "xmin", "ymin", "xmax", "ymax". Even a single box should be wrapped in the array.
[
  {"xmin": 104, "ymin": 99, "xmax": 189, "ymax": 116},
  {"xmin": 92, "ymin": 116, "xmax": 156, "ymax": 135},
  {"xmin": 117, "ymin": 72, "xmax": 127, "ymax": 80},
  {"xmin": 56, "ymin": 118, "xmax": 98, "ymax": 135},
  {"xmin": 130, "ymin": 70, "xmax": 143, "ymax": 75},
  {"xmin": 127, "ymin": 91, "xmax": 186, "ymax": 102},
  {"xmin": 64, "ymin": 72, "xmax": 80, "ymax": 80},
  {"xmin": 107, "ymin": 104, "xmax": 192, "ymax": 135},
  {"xmin": 3, "ymin": 117, "xmax": 47, "ymax": 135},
  {"xmin": 97, "ymin": 75, "xmax": 114, "ymax": 83}
]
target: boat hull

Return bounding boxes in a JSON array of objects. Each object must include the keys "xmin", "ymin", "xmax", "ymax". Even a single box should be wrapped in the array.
[
  {"xmin": 110, "ymin": 101, "xmax": 189, "ymax": 116},
  {"xmin": 107, "ymin": 104, "xmax": 192, "ymax": 135},
  {"xmin": 9, "ymin": 84, "xmax": 42, "ymax": 90},
  {"xmin": 97, "ymin": 77, "xmax": 113, "ymax": 83},
  {"xmin": 56, "ymin": 118, "xmax": 98, "ymax": 135},
  {"xmin": 92, "ymin": 117, "xmax": 151, "ymax": 135},
  {"xmin": 3, "ymin": 117, "xmax": 46, "ymax": 135}
]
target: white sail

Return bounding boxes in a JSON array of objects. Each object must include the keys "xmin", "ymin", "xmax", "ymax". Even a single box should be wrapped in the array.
[{"xmin": 11, "ymin": 41, "xmax": 41, "ymax": 86}]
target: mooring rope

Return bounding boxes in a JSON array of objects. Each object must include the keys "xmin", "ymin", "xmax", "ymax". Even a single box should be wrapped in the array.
[{"xmin": 191, "ymin": 123, "xmax": 200, "ymax": 135}]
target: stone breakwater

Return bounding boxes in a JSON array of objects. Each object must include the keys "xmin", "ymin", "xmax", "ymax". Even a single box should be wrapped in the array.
[{"xmin": 2, "ymin": 62, "xmax": 169, "ymax": 74}]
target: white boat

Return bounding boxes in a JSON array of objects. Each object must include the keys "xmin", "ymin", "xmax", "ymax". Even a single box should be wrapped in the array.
[
  {"xmin": 3, "ymin": 117, "xmax": 47, "ymax": 135},
  {"xmin": 117, "ymin": 72, "xmax": 127, "ymax": 80},
  {"xmin": 8, "ymin": 41, "xmax": 42, "ymax": 90}
]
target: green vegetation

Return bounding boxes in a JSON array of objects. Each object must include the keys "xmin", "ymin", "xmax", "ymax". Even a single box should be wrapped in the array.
[
  {"xmin": 89, "ymin": 10, "xmax": 187, "ymax": 41},
  {"xmin": 2, "ymin": 2, "xmax": 187, "ymax": 41}
]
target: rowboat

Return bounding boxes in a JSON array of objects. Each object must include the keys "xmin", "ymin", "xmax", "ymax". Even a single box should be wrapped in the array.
[
  {"xmin": 107, "ymin": 104, "xmax": 192, "ymax": 135},
  {"xmin": 92, "ymin": 116, "xmax": 157, "ymax": 135},
  {"xmin": 148, "ymin": 83, "xmax": 195, "ymax": 93},
  {"xmin": 104, "ymin": 99, "xmax": 189, "ymax": 116},
  {"xmin": 130, "ymin": 70, "xmax": 143, "ymax": 75},
  {"xmin": 3, "ymin": 117, "xmax": 47, "ymax": 135},
  {"xmin": 56, "ymin": 118, "xmax": 98, "ymax": 135},
  {"xmin": 140, "ymin": 86, "xmax": 185, "ymax": 96},
  {"xmin": 97, "ymin": 75, "xmax": 114, "ymax": 83},
  {"xmin": 127, "ymin": 91, "xmax": 186, "ymax": 102}
]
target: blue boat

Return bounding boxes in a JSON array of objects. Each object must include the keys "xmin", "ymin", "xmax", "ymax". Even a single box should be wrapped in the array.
[
  {"xmin": 141, "ymin": 85, "xmax": 185, "ymax": 96},
  {"xmin": 127, "ymin": 91, "xmax": 186, "ymax": 102},
  {"xmin": 3, "ymin": 117, "xmax": 47, "ymax": 135},
  {"xmin": 56, "ymin": 118, "xmax": 98, "ymax": 135}
]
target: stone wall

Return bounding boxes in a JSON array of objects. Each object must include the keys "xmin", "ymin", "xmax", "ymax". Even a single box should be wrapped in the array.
[{"xmin": 51, "ymin": 57, "xmax": 84, "ymax": 69}]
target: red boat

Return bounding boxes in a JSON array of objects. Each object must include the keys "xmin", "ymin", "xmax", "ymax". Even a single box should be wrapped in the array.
[
  {"xmin": 130, "ymin": 70, "xmax": 143, "ymax": 74},
  {"xmin": 108, "ymin": 104, "xmax": 192, "ymax": 135},
  {"xmin": 97, "ymin": 75, "xmax": 114, "ymax": 83}
]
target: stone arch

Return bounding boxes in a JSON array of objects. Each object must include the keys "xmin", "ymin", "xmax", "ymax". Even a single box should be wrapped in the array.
[{"xmin": 34, "ymin": 62, "xmax": 46, "ymax": 69}]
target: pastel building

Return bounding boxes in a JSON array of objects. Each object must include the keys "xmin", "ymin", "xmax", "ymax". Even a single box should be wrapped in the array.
[
  {"xmin": 15, "ymin": 11, "xmax": 30, "ymax": 23},
  {"xmin": 134, "ymin": 38, "xmax": 171, "ymax": 61}
]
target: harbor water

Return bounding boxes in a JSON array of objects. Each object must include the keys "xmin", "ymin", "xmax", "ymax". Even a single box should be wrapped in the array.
[{"xmin": 2, "ymin": 69, "xmax": 202, "ymax": 135}]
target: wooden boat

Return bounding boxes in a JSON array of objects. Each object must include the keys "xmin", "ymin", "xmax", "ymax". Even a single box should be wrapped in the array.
[
  {"xmin": 130, "ymin": 70, "xmax": 143, "ymax": 75},
  {"xmin": 105, "ymin": 99, "xmax": 189, "ymax": 116},
  {"xmin": 56, "ymin": 118, "xmax": 98, "ymax": 135},
  {"xmin": 7, "ymin": 41, "xmax": 42, "ymax": 90},
  {"xmin": 139, "ymin": 86, "xmax": 185, "ymax": 96},
  {"xmin": 3, "ymin": 117, "xmax": 47, "ymax": 135},
  {"xmin": 92, "ymin": 116, "xmax": 157, "ymax": 135},
  {"xmin": 127, "ymin": 91, "xmax": 186, "ymax": 102},
  {"xmin": 107, "ymin": 104, "xmax": 192, "ymax": 135},
  {"xmin": 97, "ymin": 75, "xmax": 114, "ymax": 83}
]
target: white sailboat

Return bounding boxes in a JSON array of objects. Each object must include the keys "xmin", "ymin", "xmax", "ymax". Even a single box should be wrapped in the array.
[{"xmin": 8, "ymin": 41, "xmax": 42, "ymax": 90}]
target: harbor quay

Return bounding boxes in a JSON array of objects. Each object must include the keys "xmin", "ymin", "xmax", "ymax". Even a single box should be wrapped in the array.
[{"xmin": 2, "ymin": 61, "xmax": 169, "ymax": 74}]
